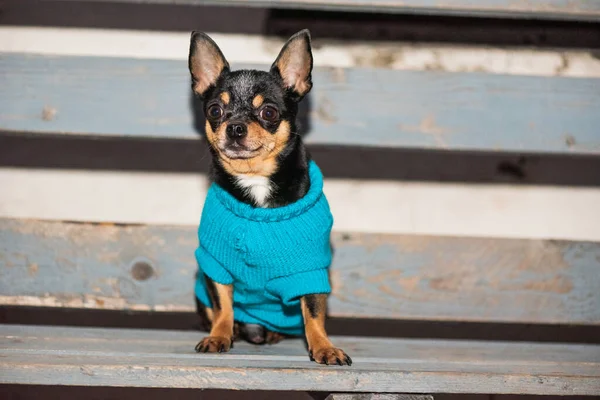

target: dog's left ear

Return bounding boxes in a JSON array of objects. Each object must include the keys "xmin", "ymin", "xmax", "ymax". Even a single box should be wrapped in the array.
[{"xmin": 270, "ymin": 29, "xmax": 313, "ymax": 100}]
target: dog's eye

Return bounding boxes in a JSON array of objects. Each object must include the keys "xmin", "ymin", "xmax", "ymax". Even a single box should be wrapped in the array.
[
  {"xmin": 260, "ymin": 106, "xmax": 279, "ymax": 122},
  {"xmin": 207, "ymin": 105, "xmax": 223, "ymax": 119}
]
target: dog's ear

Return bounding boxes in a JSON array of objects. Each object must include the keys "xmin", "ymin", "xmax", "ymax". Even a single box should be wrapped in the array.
[
  {"xmin": 189, "ymin": 31, "xmax": 230, "ymax": 97},
  {"xmin": 270, "ymin": 29, "xmax": 313, "ymax": 100}
]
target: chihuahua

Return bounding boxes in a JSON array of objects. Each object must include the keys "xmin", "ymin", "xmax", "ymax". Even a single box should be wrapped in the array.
[{"xmin": 189, "ymin": 29, "xmax": 351, "ymax": 366}]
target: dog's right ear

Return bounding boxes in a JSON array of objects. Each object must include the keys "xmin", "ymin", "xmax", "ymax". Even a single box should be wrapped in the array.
[{"xmin": 189, "ymin": 32, "xmax": 230, "ymax": 97}]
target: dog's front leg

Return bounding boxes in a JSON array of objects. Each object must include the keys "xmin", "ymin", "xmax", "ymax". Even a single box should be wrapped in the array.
[
  {"xmin": 301, "ymin": 294, "xmax": 352, "ymax": 365},
  {"xmin": 195, "ymin": 275, "xmax": 234, "ymax": 353}
]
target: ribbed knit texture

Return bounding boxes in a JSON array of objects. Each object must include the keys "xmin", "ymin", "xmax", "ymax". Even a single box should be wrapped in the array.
[{"xmin": 194, "ymin": 160, "xmax": 333, "ymax": 336}]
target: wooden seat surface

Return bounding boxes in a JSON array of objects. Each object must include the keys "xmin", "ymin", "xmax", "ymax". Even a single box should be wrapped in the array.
[{"xmin": 1, "ymin": 324, "xmax": 599, "ymax": 395}]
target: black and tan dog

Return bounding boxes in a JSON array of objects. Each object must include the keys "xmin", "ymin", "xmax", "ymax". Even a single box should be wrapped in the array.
[{"xmin": 189, "ymin": 29, "xmax": 351, "ymax": 366}]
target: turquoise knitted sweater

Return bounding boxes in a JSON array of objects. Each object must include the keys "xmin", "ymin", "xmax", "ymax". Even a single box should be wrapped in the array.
[{"xmin": 194, "ymin": 161, "xmax": 333, "ymax": 336}]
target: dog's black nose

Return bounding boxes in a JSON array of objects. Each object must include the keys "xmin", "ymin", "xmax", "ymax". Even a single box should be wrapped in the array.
[{"xmin": 226, "ymin": 123, "xmax": 247, "ymax": 139}]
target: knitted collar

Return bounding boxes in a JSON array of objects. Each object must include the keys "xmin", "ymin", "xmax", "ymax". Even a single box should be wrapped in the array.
[{"xmin": 211, "ymin": 160, "xmax": 325, "ymax": 222}]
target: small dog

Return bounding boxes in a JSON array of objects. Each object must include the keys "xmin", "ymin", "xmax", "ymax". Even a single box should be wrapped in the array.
[{"xmin": 188, "ymin": 29, "xmax": 351, "ymax": 366}]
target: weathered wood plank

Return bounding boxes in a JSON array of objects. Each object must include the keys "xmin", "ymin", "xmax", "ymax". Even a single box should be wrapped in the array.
[
  {"xmin": 4, "ymin": 324, "xmax": 600, "ymax": 364},
  {"xmin": 1, "ymin": 325, "xmax": 599, "ymax": 394},
  {"xmin": 1, "ymin": 218, "xmax": 599, "ymax": 324},
  {"xmin": 49, "ymin": 0, "xmax": 600, "ymax": 21},
  {"xmin": 325, "ymin": 395, "xmax": 433, "ymax": 400},
  {"xmin": 1, "ymin": 54, "xmax": 599, "ymax": 154},
  {"xmin": 5, "ymin": 27, "xmax": 600, "ymax": 78}
]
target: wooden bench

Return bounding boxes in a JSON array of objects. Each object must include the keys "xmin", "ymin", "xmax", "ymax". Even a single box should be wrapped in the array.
[
  {"xmin": 1, "ymin": 220, "xmax": 600, "ymax": 396},
  {"xmin": 1, "ymin": 1, "xmax": 600, "ymax": 398}
]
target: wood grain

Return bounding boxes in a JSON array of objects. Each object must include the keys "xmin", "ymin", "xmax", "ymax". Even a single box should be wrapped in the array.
[
  {"xmin": 47, "ymin": 0, "xmax": 600, "ymax": 21},
  {"xmin": 1, "ymin": 325, "xmax": 599, "ymax": 394},
  {"xmin": 1, "ymin": 218, "xmax": 599, "ymax": 325},
  {"xmin": 1, "ymin": 54, "xmax": 599, "ymax": 154}
]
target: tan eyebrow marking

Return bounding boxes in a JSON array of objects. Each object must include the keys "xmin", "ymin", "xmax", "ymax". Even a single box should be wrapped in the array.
[
  {"xmin": 220, "ymin": 92, "xmax": 230, "ymax": 105},
  {"xmin": 252, "ymin": 94, "xmax": 264, "ymax": 108}
]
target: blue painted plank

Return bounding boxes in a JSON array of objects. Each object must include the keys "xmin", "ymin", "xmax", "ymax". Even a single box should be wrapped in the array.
[
  {"xmin": 64, "ymin": 0, "xmax": 600, "ymax": 21},
  {"xmin": 0, "ymin": 54, "xmax": 599, "ymax": 154},
  {"xmin": 1, "ymin": 218, "xmax": 599, "ymax": 324}
]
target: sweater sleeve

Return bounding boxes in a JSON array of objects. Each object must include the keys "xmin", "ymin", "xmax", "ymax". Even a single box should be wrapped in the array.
[
  {"xmin": 266, "ymin": 268, "xmax": 331, "ymax": 306},
  {"xmin": 195, "ymin": 246, "xmax": 234, "ymax": 285}
]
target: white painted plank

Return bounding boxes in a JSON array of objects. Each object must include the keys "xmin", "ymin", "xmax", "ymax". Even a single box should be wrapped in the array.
[
  {"xmin": 38, "ymin": 0, "xmax": 600, "ymax": 21},
  {"xmin": 1, "ymin": 26, "xmax": 599, "ymax": 78},
  {"xmin": 1, "ymin": 168, "xmax": 600, "ymax": 241}
]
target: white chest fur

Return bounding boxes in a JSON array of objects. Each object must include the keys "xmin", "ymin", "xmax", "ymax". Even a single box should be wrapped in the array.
[{"xmin": 235, "ymin": 175, "xmax": 272, "ymax": 207}]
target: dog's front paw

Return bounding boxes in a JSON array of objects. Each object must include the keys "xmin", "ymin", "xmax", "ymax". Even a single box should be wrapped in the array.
[
  {"xmin": 309, "ymin": 347, "xmax": 352, "ymax": 366},
  {"xmin": 195, "ymin": 336, "xmax": 232, "ymax": 353}
]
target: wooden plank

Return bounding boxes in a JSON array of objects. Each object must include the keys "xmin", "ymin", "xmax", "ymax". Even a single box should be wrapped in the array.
[
  {"xmin": 7, "ymin": 324, "xmax": 600, "ymax": 363},
  {"xmin": 1, "ymin": 54, "xmax": 599, "ymax": 155},
  {"xmin": 3, "ymin": 27, "xmax": 600, "ymax": 78},
  {"xmin": 1, "ymin": 325, "xmax": 599, "ymax": 394},
  {"xmin": 4, "ymin": 324, "xmax": 600, "ymax": 364},
  {"xmin": 50, "ymin": 0, "xmax": 600, "ymax": 21},
  {"xmin": 1, "ymin": 218, "xmax": 599, "ymax": 325},
  {"xmin": 3, "ymin": 168, "xmax": 600, "ymax": 242},
  {"xmin": 5, "ymin": 132, "xmax": 600, "ymax": 189}
]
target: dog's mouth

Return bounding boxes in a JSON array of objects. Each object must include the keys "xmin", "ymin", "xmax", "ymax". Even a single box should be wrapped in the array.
[{"xmin": 219, "ymin": 142, "xmax": 263, "ymax": 159}]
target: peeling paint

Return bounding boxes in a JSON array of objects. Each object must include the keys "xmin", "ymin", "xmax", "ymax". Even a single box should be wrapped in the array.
[
  {"xmin": 330, "ymin": 67, "xmax": 346, "ymax": 84},
  {"xmin": 399, "ymin": 115, "xmax": 452, "ymax": 147},
  {"xmin": 0, "ymin": 295, "xmax": 193, "ymax": 312},
  {"xmin": 314, "ymin": 96, "xmax": 337, "ymax": 124},
  {"xmin": 522, "ymin": 276, "xmax": 574, "ymax": 294},
  {"xmin": 28, "ymin": 263, "xmax": 38, "ymax": 277},
  {"xmin": 41, "ymin": 106, "xmax": 57, "ymax": 121}
]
